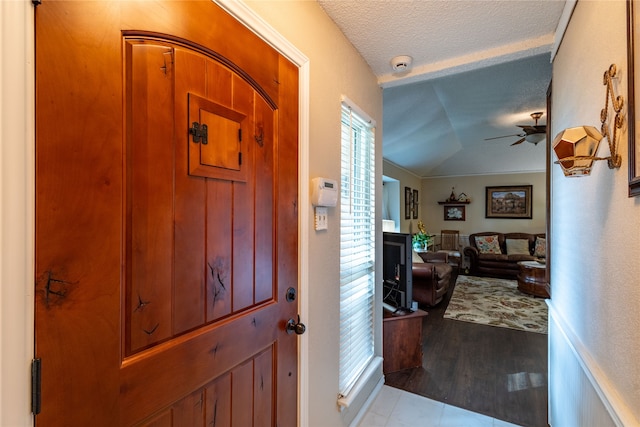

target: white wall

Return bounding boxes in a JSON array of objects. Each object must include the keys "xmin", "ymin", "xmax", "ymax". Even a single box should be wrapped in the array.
[
  {"xmin": 0, "ymin": 1, "xmax": 35, "ymax": 426},
  {"xmin": 383, "ymin": 160, "xmax": 423, "ymax": 234},
  {"xmin": 382, "ymin": 180, "xmax": 399, "ymax": 227},
  {"xmin": 243, "ymin": 2, "xmax": 384, "ymax": 426},
  {"xmin": 550, "ymin": 1, "xmax": 640, "ymax": 424}
]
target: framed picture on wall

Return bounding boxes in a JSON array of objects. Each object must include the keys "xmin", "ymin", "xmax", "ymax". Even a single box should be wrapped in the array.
[
  {"xmin": 412, "ymin": 189, "xmax": 419, "ymax": 219},
  {"xmin": 404, "ymin": 186, "xmax": 412, "ymax": 219},
  {"xmin": 485, "ymin": 185, "xmax": 532, "ymax": 219},
  {"xmin": 444, "ymin": 205, "xmax": 465, "ymax": 221},
  {"xmin": 627, "ymin": 0, "xmax": 640, "ymax": 196}
]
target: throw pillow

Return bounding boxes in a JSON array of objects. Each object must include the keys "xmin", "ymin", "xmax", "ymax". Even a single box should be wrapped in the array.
[
  {"xmin": 412, "ymin": 249, "xmax": 424, "ymax": 264},
  {"xmin": 506, "ymin": 239, "xmax": 530, "ymax": 255},
  {"xmin": 475, "ymin": 235, "xmax": 502, "ymax": 254},
  {"xmin": 534, "ymin": 237, "xmax": 546, "ymax": 257}
]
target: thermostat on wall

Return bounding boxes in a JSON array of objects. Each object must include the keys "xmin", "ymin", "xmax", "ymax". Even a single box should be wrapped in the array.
[{"xmin": 311, "ymin": 177, "xmax": 338, "ymax": 207}]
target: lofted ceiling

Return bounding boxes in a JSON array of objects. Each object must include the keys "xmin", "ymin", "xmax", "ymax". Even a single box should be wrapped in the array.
[{"xmin": 318, "ymin": 0, "xmax": 569, "ymax": 177}]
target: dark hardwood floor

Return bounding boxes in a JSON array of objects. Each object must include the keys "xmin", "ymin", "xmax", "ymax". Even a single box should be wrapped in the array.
[{"xmin": 385, "ymin": 270, "xmax": 549, "ymax": 427}]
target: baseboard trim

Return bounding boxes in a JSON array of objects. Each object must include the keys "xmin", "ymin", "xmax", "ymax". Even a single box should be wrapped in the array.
[{"xmin": 348, "ymin": 376, "xmax": 385, "ymax": 427}]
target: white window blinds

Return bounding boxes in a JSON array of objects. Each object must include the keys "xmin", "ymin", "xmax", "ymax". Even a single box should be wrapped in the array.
[{"xmin": 338, "ymin": 101, "xmax": 376, "ymax": 398}]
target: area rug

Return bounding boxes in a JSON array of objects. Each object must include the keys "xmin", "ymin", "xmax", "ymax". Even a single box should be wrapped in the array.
[{"xmin": 443, "ymin": 275, "xmax": 548, "ymax": 334}]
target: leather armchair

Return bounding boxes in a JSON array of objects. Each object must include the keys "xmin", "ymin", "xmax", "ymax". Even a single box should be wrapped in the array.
[{"xmin": 412, "ymin": 257, "xmax": 452, "ymax": 307}]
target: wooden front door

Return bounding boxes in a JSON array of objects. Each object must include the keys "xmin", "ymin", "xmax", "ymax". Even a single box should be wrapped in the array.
[{"xmin": 34, "ymin": 2, "xmax": 299, "ymax": 425}]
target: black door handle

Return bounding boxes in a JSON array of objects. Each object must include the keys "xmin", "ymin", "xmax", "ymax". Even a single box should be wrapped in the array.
[{"xmin": 286, "ymin": 315, "xmax": 306, "ymax": 335}]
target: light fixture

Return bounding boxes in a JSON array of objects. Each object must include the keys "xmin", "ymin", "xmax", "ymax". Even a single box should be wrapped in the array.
[
  {"xmin": 553, "ymin": 64, "xmax": 623, "ymax": 177},
  {"xmin": 390, "ymin": 55, "xmax": 412, "ymax": 72},
  {"xmin": 553, "ymin": 126, "xmax": 604, "ymax": 176},
  {"xmin": 525, "ymin": 133, "xmax": 546, "ymax": 145}
]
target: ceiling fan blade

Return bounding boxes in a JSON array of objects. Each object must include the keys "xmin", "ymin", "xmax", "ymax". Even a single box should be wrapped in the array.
[
  {"xmin": 510, "ymin": 137, "xmax": 526, "ymax": 146},
  {"xmin": 484, "ymin": 133, "xmax": 524, "ymax": 141}
]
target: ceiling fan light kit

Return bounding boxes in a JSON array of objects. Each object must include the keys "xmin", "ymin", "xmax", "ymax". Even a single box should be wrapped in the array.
[
  {"xmin": 525, "ymin": 133, "xmax": 546, "ymax": 144},
  {"xmin": 553, "ymin": 64, "xmax": 623, "ymax": 177},
  {"xmin": 485, "ymin": 111, "xmax": 547, "ymax": 146}
]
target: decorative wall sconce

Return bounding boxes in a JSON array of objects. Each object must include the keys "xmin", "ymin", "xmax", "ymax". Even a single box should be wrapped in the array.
[{"xmin": 553, "ymin": 64, "xmax": 623, "ymax": 177}]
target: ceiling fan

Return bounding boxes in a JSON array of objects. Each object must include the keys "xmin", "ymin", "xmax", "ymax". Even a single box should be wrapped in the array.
[{"xmin": 485, "ymin": 112, "xmax": 547, "ymax": 146}]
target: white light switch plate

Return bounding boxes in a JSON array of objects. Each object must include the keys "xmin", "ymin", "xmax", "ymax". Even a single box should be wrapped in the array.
[{"xmin": 314, "ymin": 206, "xmax": 328, "ymax": 230}]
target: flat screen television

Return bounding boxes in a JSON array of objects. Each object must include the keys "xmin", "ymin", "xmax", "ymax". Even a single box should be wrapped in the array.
[{"xmin": 382, "ymin": 232, "xmax": 413, "ymax": 314}]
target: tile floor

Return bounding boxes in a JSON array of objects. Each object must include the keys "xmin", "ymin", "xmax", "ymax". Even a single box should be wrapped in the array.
[{"xmin": 359, "ymin": 385, "xmax": 522, "ymax": 427}]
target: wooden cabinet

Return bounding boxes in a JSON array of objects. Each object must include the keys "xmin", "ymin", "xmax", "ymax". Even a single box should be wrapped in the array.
[{"xmin": 382, "ymin": 309, "xmax": 428, "ymax": 374}]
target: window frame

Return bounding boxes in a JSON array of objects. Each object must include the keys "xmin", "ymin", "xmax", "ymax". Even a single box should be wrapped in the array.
[{"xmin": 337, "ymin": 99, "xmax": 377, "ymax": 401}]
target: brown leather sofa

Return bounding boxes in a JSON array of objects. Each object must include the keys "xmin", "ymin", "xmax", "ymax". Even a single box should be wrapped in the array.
[
  {"xmin": 412, "ymin": 252, "xmax": 452, "ymax": 306},
  {"xmin": 463, "ymin": 232, "xmax": 545, "ymax": 279}
]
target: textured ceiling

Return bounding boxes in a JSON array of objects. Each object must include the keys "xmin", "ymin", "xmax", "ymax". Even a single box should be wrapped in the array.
[{"xmin": 318, "ymin": 0, "xmax": 568, "ymax": 177}]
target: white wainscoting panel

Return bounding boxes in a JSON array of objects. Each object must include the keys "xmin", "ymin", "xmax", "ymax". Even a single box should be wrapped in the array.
[{"xmin": 548, "ymin": 303, "xmax": 632, "ymax": 427}]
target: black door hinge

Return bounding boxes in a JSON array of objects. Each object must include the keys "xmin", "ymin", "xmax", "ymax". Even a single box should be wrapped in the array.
[
  {"xmin": 238, "ymin": 129, "xmax": 243, "ymax": 165},
  {"xmin": 189, "ymin": 122, "xmax": 208, "ymax": 145},
  {"xmin": 32, "ymin": 358, "xmax": 41, "ymax": 415},
  {"xmin": 32, "ymin": 0, "xmax": 41, "ymax": 6}
]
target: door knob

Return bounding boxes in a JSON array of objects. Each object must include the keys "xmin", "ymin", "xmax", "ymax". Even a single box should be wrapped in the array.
[{"xmin": 286, "ymin": 315, "xmax": 306, "ymax": 335}]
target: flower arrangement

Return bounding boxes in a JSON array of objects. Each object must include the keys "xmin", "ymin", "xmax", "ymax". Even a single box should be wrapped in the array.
[{"xmin": 412, "ymin": 220, "xmax": 433, "ymax": 250}]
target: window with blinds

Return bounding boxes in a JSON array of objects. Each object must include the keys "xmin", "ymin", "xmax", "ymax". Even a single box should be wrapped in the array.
[{"xmin": 338, "ymin": 101, "xmax": 376, "ymax": 399}]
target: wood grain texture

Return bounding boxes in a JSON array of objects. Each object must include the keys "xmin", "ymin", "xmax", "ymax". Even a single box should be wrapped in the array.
[
  {"xmin": 383, "ymin": 309, "xmax": 428, "ymax": 373},
  {"xmin": 35, "ymin": 2, "xmax": 299, "ymax": 425}
]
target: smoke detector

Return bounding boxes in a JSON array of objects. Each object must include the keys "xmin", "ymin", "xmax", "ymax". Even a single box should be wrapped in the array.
[{"xmin": 391, "ymin": 55, "xmax": 413, "ymax": 72}]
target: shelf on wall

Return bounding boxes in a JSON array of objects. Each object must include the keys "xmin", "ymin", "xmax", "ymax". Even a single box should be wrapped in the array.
[{"xmin": 438, "ymin": 201, "xmax": 470, "ymax": 205}]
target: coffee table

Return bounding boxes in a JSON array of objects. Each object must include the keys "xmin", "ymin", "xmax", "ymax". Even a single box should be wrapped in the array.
[{"xmin": 517, "ymin": 261, "xmax": 549, "ymax": 298}]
